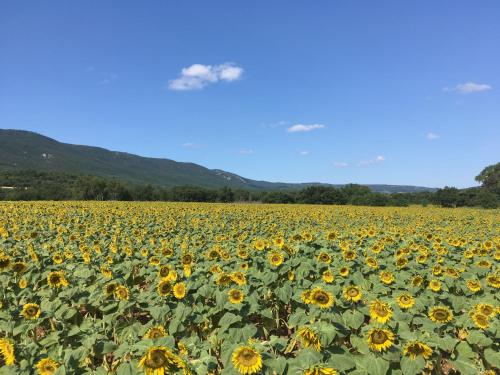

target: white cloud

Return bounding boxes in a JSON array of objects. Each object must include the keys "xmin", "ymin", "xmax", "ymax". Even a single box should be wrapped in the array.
[
  {"xmin": 169, "ymin": 63, "xmax": 243, "ymax": 91},
  {"xmin": 239, "ymin": 148, "xmax": 253, "ymax": 155},
  {"xmin": 262, "ymin": 120, "xmax": 287, "ymax": 129},
  {"xmin": 358, "ymin": 155, "xmax": 385, "ymax": 166},
  {"xmin": 182, "ymin": 142, "xmax": 199, "ymax": 148},
  {"xmin": 333, "ymin": 161, "xmax": 348, "ymax": 168},
  {"xmin": 426, "ymin": 132, "xmax": 440, "ymax": 140},
  {"xmin": 443, "ymin": 82, "xmax": 492, "ymax": 94},
  {"xmin": 299, "ymin": 150, "xmax": 309, "ymax": 156},
  {"xmin": 286, "ymin": 124, "xmax": 325, "ymax": 133}
]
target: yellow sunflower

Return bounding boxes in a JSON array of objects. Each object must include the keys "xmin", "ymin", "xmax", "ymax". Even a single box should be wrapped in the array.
[
  {"xmin": 486, "ymin": 275, "xmax": 500, "ymax": 289},
  {"xmin": 228, "ymin": 289, "xmax": 244, "ymax": 304},
  {"xmin": 466, "ymin": 280, "xmax": 481, "ymax": 293},
  {"xmin": 366, "ymin": 328, "xmax": 395, "ymax": 352},
  {"xmin": 115, "ymin": 285, "xmax": 129, "ymax": 300},
  {"xmin": 428, "ymin": 280, "xmax": 442, "ymax": 292},
  {"xmin": 396, "ymin": 293, "xmax": 415, "ymax": 309},
  {"xmin": 0, "ymin": 338, "xmax": 15, "ymax": 366},
  {"xmin": 301, "ymin": 290, "xmax": 313, "ymax": 304},
  {"xmin": 471, "ymin": 312, "xmax": 489, "ymax": 329},
  {"xmin": 303, "ymin": 365, "xmax": 338, "ymax": 375},
  {"xmin": 369, "ymin": 300, "xmax": 393, "ymax": 323},
  {"xmin": 231, "ymin": 346, "xmax": 262, "ymax": 374},
  {"xmin": 322, "ymin": 269, "xmax": 334, "ymax": 283},
  {"xmin": 343, "ymin": 285, "xmax": 362, "ymax": 303},
  {"xmin": 475, "ymin": 303, "xmax": 495, "ymax": 318},
  {"xmin": 21, "ymin": 303, "xmax": 41, "ymax": 320},
  {"xmin": 379, "ymin": 271, "xmax": 394, "ymax": 285},
  {"xmin": 157, "ymin": 280, "xmax": 172, "ymax": 297},
  {"xmin": 339, "ymin": 267, "xmax": 349, "ymax": 277},
  {"xmin": 138, "ymin": 346, "xmax": 187, "ymax": 375},
  {"xmin": 173, "ymin": 282, "xmax": 187, "ymax": 300},
  {"xmin": 47, "ymin": 271, "xmax": 69, "ymax": 288},
  {"xmin": 296, "ymin": 327, "xmax": 321, "ymax": 351},
  {"xmin": 144, "ymin": 326, "xmax": 168, "ymax": 339},
  {"xmin": 310, "ymin": 287, "xmax": 334, "ymax": 309},
  {"xmin": 402, "ymin": 341, "xmax": 433, "ymax": 360},
  {"xmin": 428, "ymin": 306, "xmax": 453, "ymax": 323},
  {"xmin": 268, "ymin": 252, "xmax": 284, "ymax": 267},
  {"xmin": 230, "ymin": 272, "xmax": 247, "ymax": 286},
  {"xmin": 35, "ymin": 358, "xmax": 59, "ymax": 375}
]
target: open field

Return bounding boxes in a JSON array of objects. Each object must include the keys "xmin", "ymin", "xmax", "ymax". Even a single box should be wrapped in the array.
[{"xmin": 0, "ymin": 202, "xmax": 499, "ymax": 374}]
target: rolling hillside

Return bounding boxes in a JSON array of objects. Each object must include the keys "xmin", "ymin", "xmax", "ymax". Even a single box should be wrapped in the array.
[{"xmin": 0, "ymin": 129, "xmax": 436, "ymax": 192}]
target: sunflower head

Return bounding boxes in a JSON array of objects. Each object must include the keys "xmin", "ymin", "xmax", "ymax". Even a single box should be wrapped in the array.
[
  {"xmin": 428, "ymin": 306, "xmax": 453, "ymax": 324},
  {"xmin": 138, "ymin": 346, "xmax": 187, "ymax": 374},
  {"xmin": 231, "ymin": 345, "xmax": 262, "ymax": 374},
  {"xmin": 471, "ymin": 312, "xmax": 489, "ymax": 329},
  {"xmin": 343, "ymin": 285, "xmax": 362, "ymax": 302},
  {"xmin": 228, "ymin": 289, "xmax": 244, "ymax": 304},
  {"xmin": 35, "ymin": 358, "xmax": 59, "ymax": 375},
  {"xmin": 157, "ymin": 280, "xmax": 172, "ymax": 297},
  {"xmin": 303, "ymin": 365, "xmax": 339, "ymax": 375},
  {"xmin": 403, "ymin": 341, "xmax": 433, "ymax": 360},
  {"xmin": 0, "ymin": 338, "xmax": 15, "ymax": 366},
  {"xmin": 47, "ymin": 271, "xmax": 69, "ymax": 288},
  {"xmin": 21, "ymin": 303, "xmax": 41, "ymax": 320},
  {"xmin": 369, "ymin": 300, "xmax": 393, "ymax": 323},
  {"xmin": 322, "ymin": 269, "xmax": 334, "ymax": 283},
  {"xmin": 296, "ymin": 327, "xmax": 321, "ymax": 351},
  {"xmin": 144, "ymin": 326, "xmax": 168, "ymax": 339},
  {"xmin": 397, "ymin": 293, "xmax": 415, "ymax": 309},
  {"xmin": 367, "ymin": 328, "xmax": 394, "ymax": 352},
  {"xmin": 114, "ymin": 285, "xmax": 129, "ymax": 300},
  {"xmin": 268, "ymin": 252, "xmax": 284, "ymax": 267},
  {"xmin": 310, "ymin": 287, "xmax": 334, "ymax": 309},
  {"xmin": 173, "ymin": 282, "xmax": 187, "ymax": 299}
]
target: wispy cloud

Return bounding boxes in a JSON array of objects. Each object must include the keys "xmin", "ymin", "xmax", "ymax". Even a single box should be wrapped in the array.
[
  {"xmin": 333, "ymin": 161, "xmax": 348, "ymax": 168},
  {"xmin": 426, "ymin": 132, "xmax": 440, "ymax": 140},
  {"xmin": 182, "ymin": 142, "xmax": 199, "ymax": 149},
  {"xmin": 262, "ymin": 120, "xmax": 287, "ymax": 129},
  {"xmin": 168, "ymin": 63, "xmax": 243, "ymax": 91},
  {"xmin": 443, "ymin": 82, "xmax": 492, "ymax": 94},
  {"xmin": 286, "ymin": 124, "xmax": 325, "ymax": 133},
  {"xmin": 100, "ymin": 73, "xmax": 118, "ymax": 85},
  {"xmin": 239, "ymin": 148, "xmax": 253, "ymax": 155},
  {"xmin": 358, "ymin": 155, "xmax": 385, "ymax": 167},
  {"xmin": 299, "ymin": 150, "xmax": 309, "ymax": 156}
]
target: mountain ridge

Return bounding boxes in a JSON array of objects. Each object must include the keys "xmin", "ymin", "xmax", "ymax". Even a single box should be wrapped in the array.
[{"xmin": 0, "ymin": 129, "xmax": 437, "ymax": 193}]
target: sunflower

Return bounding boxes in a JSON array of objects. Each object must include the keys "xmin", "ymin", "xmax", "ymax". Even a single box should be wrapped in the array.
[
  {"xmin": 471, "ymin": 312, "xmax": 489, "ymax": 329},
  {"xmin": 428, "ymin": 280, "xmax": 442, "ymax": 292},
  {"xmin": 411, "ymin": 275, "xmax": 424, "ymax": 287},
  {"xmin": 138, "ymin": 346, "xmax": 187, "ymax": 375},
  {"xmin": 428, "ymin": 306, "xmax": 453, "ymax": 323},
  {"xmin": 104, "ymin": 282, "xmax": 117, "ymax": 296},
  {"xmin": 230, "ymin": 272, "xmax": 246, "ymax": 285},
  {"xmin": 303, "ymin": 365, "xmax": 338, "ymax": 375},
  {"xmin": 231, "ymin": 346, "xmax": 262, "ymax": 375},
  {"xmin": 466, "ymin": 279, "xmax": 481, "ymax": 293},
  {"xmin": 475, "ymin": 303, "xmax": 495, "ymax": 318},
  {"xmin": 144, "ymin": 326, "xmax": 168, "ymax": 339},
  {"xmin": 115, "ymin": 285, "xmax": 129, "ymax": 300},
  {"xmin": 100, "ymin": 266, "xmax": 112, "ymax": 279},
  {"xmin": 379, "ymin": 271, "xmax": 394, "ymax": 285},
  {"xmin": 402, "ymin": 341, "xmax": 433, "ymax": 360},
  {"xmin": 486, "ymin": 275, "xmax": 500, "ymax": 289},
  {"xmin": 228, "ymin": 289, "xmax": 244, "ymax": 304},
  {"xmin": 21, "ymin": 303, "xmax": 41, "ymax": 320},
  {"xmin": 343, "ymin": 250, "xmax": 357, "ymax": 261},
  {"xmin": 268, "ymin": 252, "xmax": 284, "ymax": 267},
  {"xmin": 47, "ymin": 271, "xmax": 69, "ymax": 288},
  {"xmin": 301, "ymin": 290, "xmax": 313, "ymax": 304},
  {"xmin": 35, "ymin": 358, "xmax": 59, "ymax": 375},
  {"xmin": 0, "ymin": 254, "xmax": 11, "ymax": 271},
  {"xmin": 52, "ymin": 253, "xmax": 63, "ymax": 265},
  {"xmin": 11, "ymin": 262, "xmax": 27, "ymax": 274},
  {"xmin": 173, "ymin": 282, "xmax": 187, "ymax": 299},
  {"xmin": 254, "ymin": 240, "xmax": 266, "ymax": 251},
  {"xmin": 365, "ymin": 257, "xmax": 379, "ymax": 269},
  {"xmin": 157, "ymin": 280, "xmax": 172, "ymax": 297},
  {"xmin": 0, "ymin": 338, "xmax": 15, "ymax": 366},
  {"xmin": 322, "ymin": 269, "xmax": 334, "ymax": 283},
  {"xmin": 19, "ymin": 278, "xmax": 28, "ymax": 289},
  {"xmin": 343, "ymin": 285, "xmax": 362, "ymax": 303},
  {"xmin": 310, "ymin": 287, "xmax": 334, "ymax": 309},
  {"xmin": 396, "ymin": 293, "xmax": 415, "ymax": 309},
  {"xmin": 288, "ymin": 271, "xmax": 295, "ymax": 281},
  {"xmin": 339, "ymin": 267, "xmax": 349, "ymax": 277},
  {"xmin": 369, "ymin": 300, "xmax": 392, "ymax": 323},
  {"xmin": 296, "ymin": 327, "xmax": 321, "ymax": 351},
  {"xmin": 366, "ymin": 328, "xmax": 394, "ymax": 352}
]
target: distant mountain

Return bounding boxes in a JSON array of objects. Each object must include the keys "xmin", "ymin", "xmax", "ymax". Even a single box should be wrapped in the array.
[{"xmin": 0, "ymin": 129, "xmax": 437, "ymax": 193}]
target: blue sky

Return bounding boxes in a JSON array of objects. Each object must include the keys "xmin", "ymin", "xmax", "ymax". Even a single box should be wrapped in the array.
[{"xmin": 1, "ymin": 1, "xmax": 499, "ymax": 188}]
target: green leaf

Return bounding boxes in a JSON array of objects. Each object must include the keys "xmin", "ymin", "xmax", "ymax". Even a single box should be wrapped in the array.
[
  {"xmin": 484, "ymin": 348, "xmax": 500, "ymax": 369},
  {"xmin": 400, "ymin": 357, "xmax": 425, "ymax": 375},
  {"xmin": 218, "ymin": 312, "xmax": 242, "ymax": 333},
  {"xmin": 466, "ymin": 330, "xmax": 493, "ymax": 347}
]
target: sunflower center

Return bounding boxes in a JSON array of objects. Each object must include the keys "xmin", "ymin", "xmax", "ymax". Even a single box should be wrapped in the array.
[
  {"xmin": 238, "ymin": 349, "xmax": 258, "ymax": 366},
  {"xmin": 371, "ymin": 331, "xmax": 388, "ymax": 344},
  {"xmin": 480, "ymin": 306, "xmax": 493, "ymax": 315},
  {"xmin": 347, "ymin": 288, "xmax": 359, "ymax": 297},
  {"xmin": 27, "ymin": 307, "xmax": 38, "ymax": 316},
  {"xmin": 433, "ymin": 310, "xmax": 449, "ymax": 320},
  {"xmin": 147, "ymin": 350, "xmax": 168, "ymax": 368}
]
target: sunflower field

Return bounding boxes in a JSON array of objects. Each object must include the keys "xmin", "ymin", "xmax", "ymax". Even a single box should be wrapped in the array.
[{"xmin": 0, "ymin": 202, "xmax": 499, "ymax": 375}]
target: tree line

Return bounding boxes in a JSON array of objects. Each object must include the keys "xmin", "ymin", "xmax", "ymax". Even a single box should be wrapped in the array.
[{"xmin": 0, "ymin": 163, "xmax": 498, "ymax": 208}]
